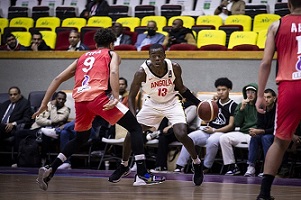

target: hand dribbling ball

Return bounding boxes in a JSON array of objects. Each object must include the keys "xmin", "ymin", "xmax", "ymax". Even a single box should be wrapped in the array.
[{"xmin": 197, "ymin": 100, "xmax": 219, "ymax": 122}]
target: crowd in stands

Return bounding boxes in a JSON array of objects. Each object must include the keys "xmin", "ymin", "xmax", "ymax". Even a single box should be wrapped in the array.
[{"xmin": 0, "ymin": 0, "xmax": 290, "ymax": 51}]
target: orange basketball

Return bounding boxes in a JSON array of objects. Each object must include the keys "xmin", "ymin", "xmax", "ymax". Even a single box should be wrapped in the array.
[{"xmin": 197, "ymin": 100, "xmax": 219, "ymax": 122}]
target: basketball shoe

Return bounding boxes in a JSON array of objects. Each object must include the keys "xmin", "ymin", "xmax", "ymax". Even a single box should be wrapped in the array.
[
  {"xmin": 192, "ymin": 163, "xmax": 204, "ymax": 186},
  {"xmin": 108, "ymin": 164, "xmax": 130, "ymax": 183},
  {"xmin": 256, "ymin": 196, "xmax": 275, "ymax": 200},
  {"xmin": 133, "ymin": 172, "xmax": 166, "ymax": 186},
  {"xmin": 36, "ymin": 165, "xmax": 53, "ymax": 191}
]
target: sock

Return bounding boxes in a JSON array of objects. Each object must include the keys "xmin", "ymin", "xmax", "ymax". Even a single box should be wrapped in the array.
[
  {"xmin": 258, "ymin": 174, "xmax": 275, "ymax": 198},
  {"xmin": 121, "ymin": 160, "xmax": 129, "ymax": 167},
  {"xmin": 50, "ymin": 153, "xmax": 65, "ymax": 173},
  {"xmin": 135, "ymin": 154, "xmax": 147, "ymax": 176}
]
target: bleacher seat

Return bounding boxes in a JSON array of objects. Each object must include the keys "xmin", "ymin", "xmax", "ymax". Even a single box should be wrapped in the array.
[
  {"xmin": 161, "ymin": 4, "xmax": 182, "ymax": 20},
  {"xmin": 219, "ymin": 24, "xmax": 244, "ymax": 47},
  {"xmin": 35, "ymin": 17, "xmax": 61, "ymax": 32},
  {"xmin": 8, "ymin": 6, "xmax": 29, "ymax": 19},
  {"xmin": 252, "ymin": 13, "xmax": 281, "ymax": 32},
  {"xmin": 141, "ymin": 0, "xmax": 166, "ymax": 16},
  {"xmin": 256, "ymin": 29, "xmax": 268, "ymax": 50},
  {"xmin": 169, "ymin": 43, "xmax": 198, "ymax": 51},
  {"xmin": 168, "ymin": 16, "xmax": 195, "ymax": 29},
  {"xmin": 116, "ymin": 0, "xmax": 141, "ymax": 16},
  {"xmin": 40, "ymin": 31, "xmax": 57, "ymax": 49},
  {"xmin": 196, "ymin": 15, "xmax": 223, "ymax": 30},
  {"xmin": 108, "ymin": 5, "xmax": 130, "ymax": 22},
  {"xmin": 80, "ymin": 26, "xmax": 101, "ymax": 43},
  {"xmin": 40, "ymin": 0, "xmax": 63, "ymax": 16},
  {"xmin": 141, "ymin": 16, "xmax": 167, "ymax": 31},
  {"xmin": 197, "ymin": 30, "xmax": 226, "ymax": 49},
  {"xmin": 0, "ymin": 18, "xmax": 9, "ymax": 35},
  {"xmin": 191, "ymin": 25, "xmax": 215, "ymax": 34},
  {"xmin": 228, "ymin": 31, "xmax": 258, "ymax": 50},
  {"xmin": 32, "ymin": 6, "xmax": 51, "ymax": 21},
  {"xmin": 9, "ymin": 17, "xmax": 34, "ymax": 31},
  {"xmin": 134, "ymin": 5, "xmax": 156, "ymax": 19},
  {"xmin": 55, "ymin": 6, "xmax": 77, "ymax": 20},
  {"xmin": 244, "ymin": 4, "xmax": 268, "ymax": 18},
  {"xmin": 274, "ymin": 2, "xmax": 289, "ymax": 17},
  {"xmin": 62, "ymin": 17, "xmax": 87, "ymax": 31},
  {"xmin": 114, "ymin": 44, "xmax": 137, "ymax": 51},
  {"xmin": 87, "ymin": 16, "xmax": 112, "ymax": 28},
  {"xmin": 55, "ymin": 30, "xmax": 72, "ymax": 50},
  {"xmin": 83, "ymin": 30, "xmax": 97, "ymax": 50},
  {"xmin": 116, "ymin": 17, "xmax": 140, "ymax": 32},
  {"xmin": 11, "ymin": 31, "xmax": 31, "ymax": 46},
  {"xmin": 224, "ymin": 15, "xmax": 252, "ymax": 31}
]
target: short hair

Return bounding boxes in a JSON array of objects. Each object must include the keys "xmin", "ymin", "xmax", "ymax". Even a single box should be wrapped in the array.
[
  {"xmin": 69, "ymin": 29, "xmax": 80, "ymax": 37},
  {"xmin": 54, "ymin": 91, "xmax": 67, "ymax": 99},
  {"xmin": 94, "ymin": 28, "xmax": 116, "ymax": 47},
  {"xmin": 8, "ymin": 86, "xmax": 21, "ymax": 94},
  {"xmin": 264, "ymin": 88, "xmax": 276, "ymax": 97},
  {"xmin": 4, "ymin": 32, "xmax": 15, "ymax": 40},
  {"xmin": 147, "ymin": 20, "xmax": 157, "ymax": 27},
  {"xmin": 290, "ymin": 0, "xmax": 301, "ymax": 8},
  {"xmin": 149, "ymin": 44, "xmax": 165, "ymax": 53},
  {"xmin": 214, "ymin": 77, "xmax": 233, "ymax": 89},
  {"xmin": 31, "ymin": 30, "xmax": 42, "ymax": 38},
  {"xmin": 119, "ymin": 77, "xmax": 128, "ymax": 86}
]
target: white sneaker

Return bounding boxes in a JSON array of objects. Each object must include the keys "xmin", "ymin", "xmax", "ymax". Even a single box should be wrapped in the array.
[
  {"xmin": 57, "ymin": 163, "xmax": 71, "ymax": 170},
  {"xmin": 11, "ymin": 163, "xmax": 18, "ymax": 168},
  {"xmin": 41, "ymin": 128, "xmax": 58, "ymax": 139},
  {"xmin": 244, "ymin": 165, "xmax": 255, "ymax": 177},
  {"xmin": 130, "ymin": 163, "xmax": 137, "ymax": 172},
  {"xmin": 258, "ymin": 172, "xmax": 264, "ymax": 177}
]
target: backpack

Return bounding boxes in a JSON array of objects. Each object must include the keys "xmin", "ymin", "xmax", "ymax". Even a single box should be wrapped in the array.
[{"xmin": 17, "ymin": 136, "xmax": 41, "ymax": 167}]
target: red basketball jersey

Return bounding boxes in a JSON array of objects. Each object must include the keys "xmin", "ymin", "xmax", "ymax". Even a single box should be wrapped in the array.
[
  {"xmin": 73, "ymin": 49, "xmax": 112, "ymax": 102},
  {"xmin": 275, "ymin": 15, "xmax": 301, "ymax": 83}
]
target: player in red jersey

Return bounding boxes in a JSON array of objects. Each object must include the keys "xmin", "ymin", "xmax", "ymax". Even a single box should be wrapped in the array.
[
  {"xmin": 256, "ymin": 0, "xmax": 301, "ymax": 199},
  {"xmin": 34, "ymin": 28, "xmax": 165, "ymax": 191}
]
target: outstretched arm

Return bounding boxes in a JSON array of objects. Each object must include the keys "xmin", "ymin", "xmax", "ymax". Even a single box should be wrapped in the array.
[{"xmin": 33, "ymin": 59, "xmax": 77, "ymax": 118}]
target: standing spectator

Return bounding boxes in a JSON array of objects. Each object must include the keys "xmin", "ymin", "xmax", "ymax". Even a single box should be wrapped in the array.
[
  {"xmin": 219, "ymin": 83, "xmax": 258, "ymax": 175},
  {"xmin": 135, "ymin": 20, "xmax": 165, "ymax": 51},
  {"xmin": 21, "ymin": 31, "xmax": 51, "ymax": 51},
  {"xmin": 214, "ymin": 0, "xmax": 245, "ymax": 21},
  {"xmin": 0, "ymin": 86, "xmax": 32, "ymax": 141},
  {"xmin": 244, "ymin": 89, "xmax": 276, "ymax": 177},
  {"xmin": 67, "ymin": 30, "xmax": 89, "ymax": 51},
  {"xmin": 0, "ymin": 33, "xmax": 25, "ymax": 51},
  {"xmin": 174, "ymin": 77, "xmax": 237, "ymax": 173},
  {"xmin": 256, "ymin": 1, "xmax": 301, "ymax": 199},
  {"xmin": 80, "ymin": 0, "xmax": 110, "ymax": 20},
  {"xmin": 112, "ymin": 23, "xmax": 132, "ymax": 46},
  {"xmin": 162, "ymin": 18, "xmax": 196, "ymax": 49}
]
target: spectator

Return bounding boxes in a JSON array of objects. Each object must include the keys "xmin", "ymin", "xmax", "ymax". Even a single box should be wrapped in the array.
[
  {"xmin": 135, "ymin": 20, "xmax": 165, "ymax": 51},
  {"xmin": 162, "ymin": 18, "xmax": 196, "ymax": 49},
  {"xmin": 67, "ymin": 30, "xmax": 89, "ymax": 51},
  {"xmin": 21, "ymin": 31, "xmax": 51, "ymax": 51},
  {"xmin": 80, "ymin": 0, "xmax": 110, "ymax": 20},
  {"xmin": 0, "ymin": 33, "xmax": 25, "ymax": 51},
  {"xmin": 219, "ymin": 83, "xmax": 258, "ymax": 175},
  {"xmin": 150, "ymin": 98, "xmax": 199, "ymax": 172},
  {"xmin": 112, "ymin": 22, "xmax": 132, "ymax": 46},
  {"xmin": 244, "ymin": 88, "xmax": 277, "ymax": 177},
  {"xmin": 174, "ymin": 77, "xmax": 237, "ymax": 173},
  {"xmin": 214, "ymin": 0, "xmax": 246, "ymax": 21},
  {"xmin": 0, "ymin": 86, "xmax": 32, "ymax": 141},
  {"xmin": 118, "ymin": 77, "xmax": 129, "ymax": 107}
]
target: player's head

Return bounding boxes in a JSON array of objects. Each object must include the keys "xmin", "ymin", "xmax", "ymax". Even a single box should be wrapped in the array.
[
  {"xmin": 148, "ymin": 44, "xmax": 166, "ymax": 65},
  {"xmin": 94, "ymin": 28, "xmax": 116, "ymax": 49},
  {"xmin": 214, "ymin": 77, "xmax": 232, "ymax": 100},
  {"xmin": 288, "ymin": 0, "xmax": 301, "ymax": 11}
]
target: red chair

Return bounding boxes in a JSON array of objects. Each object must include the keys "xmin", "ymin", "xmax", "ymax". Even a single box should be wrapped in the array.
[
  {"xmin": 141, "ymin": 44, "xmax": 152, "ymax": 51},
  {"xmin": 55, "ymin": 30, "xmax": 71, "ymax": 50},
  {"xmin": 123, "ymin": 31, "xmax": 138, "ymax": 45},
  {"xmin": 232, "ymin": 44, "xmax": 260, "ymax": 51},
  {"xmin": 199, "ymin": 44, "xmax": 227, "ymax": 51},
  {"xmin": 83, "ymin": 30, "xmax": 97, "ymax": 50},
  {"xmin": 114, "ymin": 44, "xmax": 137, "ymax": 51},
  {"xmin": 169, "ymin": 44, "xmax": 198, "ymax": 51}
]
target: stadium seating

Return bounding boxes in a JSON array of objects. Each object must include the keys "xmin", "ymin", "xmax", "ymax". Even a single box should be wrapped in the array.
[
  {"xmin": 9, "ymin": 17, "xmax": 34, "ymax": 31},
  {"xmin": 62, "ymin": 17, "xmax": 87, "ymax": 31},
  {"xmin": 40, "ymin": 0, "xmax": 63, "ymax": 16},
  {"xmin": 114, "ymin": 44, "xmax": 137, "ymax": 51},
  {"xmin": 55, "ymin": 6, "xmax": 77, "ymax": 20},
  {"xmin": 32, "ymin": 6, "xmax": 51, "ymax": 21},
  {"xmin": 87, "ymin": 16, "xmax": 112, "ymax": 28},
  {"xmin": 219, "ymin": 24, "xmax": 244, "ymax": 47},
  {"xmin": 8, "ymin": 6, "xmax": 29, "ymax": 19},
  {"xmin": 108, "ymin": 5, "xmax": 130, "ymax": 22},
  {"xmin": 224, "ymin": 15, "xmax": 252, "ymax": 31},
  {"xmin": 274, "ymin": 2, "xmax": 290, "ymax": 17},
  {"xmin": 141, "ymin": 0, "xmax": 166, "ymax": 16},
  {"xmin": 244, "ymin": 4, "xmax": 268, "ymax": 18},
  {"xmin": 252, "ymin": 13, "xmax": 281, "ymax": 32},
  {"xmin": 197, "ymin": 30, "xmax": 226, "ymax": 49},
  {"xmin": 116, "ymin": 0, "xmax": 141, "ymax": 16},
  {"xmin": 0, "ymin": 18, "xmax": 9, "ymax": 35},
  {"xmin": 134, "ymin": 5, "xmax": 156, "ymax": 19},
  {"xmin": 35, "ymin": 17, "xmax": 61, "ymax": 32},
  {"xmin": 141, "ymin": 16, "xmax": 167, "ymax": 31},
  {"xmin": 161, "ymin": 4, "xmax": 182, "ymax": 20},
  {"xmin": 116, "ymin": 17, "xmax": 140, "ymax": 32},
  {"xmin": 228, "ymin": 31, "xmax": 258, "ymax": 50},
  {"xmin": 169, "ymin": 43, "xmax": 198, "ymax": 51},
  {"xmin": 11, "ymin": 31, "xmax": 31, "ymax": 46},
  {"xmin": 55, "ymin": 30, "xmax": 71, "ymax": 50},
  {"xmin": 40, "ymin": 30, "xmax": 57, "ymax": 49},
  {"xmin": 256, "ymin": 29, "xmax": 268, "ymax": 50},
  {"xmin": 196, "ymin": 15, "xmax": 223, "ymax": 30}
]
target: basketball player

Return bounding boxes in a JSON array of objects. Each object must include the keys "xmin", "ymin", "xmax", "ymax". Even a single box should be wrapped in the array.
[
  {"xmin": 256, "ymin": 0, "xmax": 301, "ymax": 199},
  {"xmin": 109, "ymin": 44, "xmax": 204, "ymax": 186},
  {"xmin": 34, "ymin": 28, "xmax": 165, "ymax": 190}
]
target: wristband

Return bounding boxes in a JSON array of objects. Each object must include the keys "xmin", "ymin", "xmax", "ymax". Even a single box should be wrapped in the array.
[{"xmin": 181, "ymin": 89, "xmax": 201, "ymax": 106}]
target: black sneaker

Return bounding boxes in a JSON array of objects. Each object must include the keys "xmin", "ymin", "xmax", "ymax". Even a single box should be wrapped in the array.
[
  {"xmin": 133, "ymin": 172, "xmax": 166, "ymax": 186},
  {"xmin": 108, "ymin": 164, "xmax": 130, "ymax": 183},
  {"xmin": 256, "ymin": 196, "xmax": 275, "ymax": 200},
  {"xmin": 36, "ymin": 165, "xmax": 53, "ymax": 191},
  {"xmin": 192, "ymin": 163, "xmax": 204, "ymax": 186}
]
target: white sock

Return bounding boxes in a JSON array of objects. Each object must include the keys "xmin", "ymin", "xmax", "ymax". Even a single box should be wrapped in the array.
[
  {"xmin": 192, "ymin": 156, "xmax": 201, "ymax": 165},
  {"xmin": 121, "ymin": 160, "xmax": 129, "ymax": 167},
  {"xmin": 57, "ymin": 153, "xmax": 67, "ymax": 162}
]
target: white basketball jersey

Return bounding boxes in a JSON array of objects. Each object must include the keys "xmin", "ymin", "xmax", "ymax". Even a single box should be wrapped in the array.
[{"xmin": 141, "ymin": 58, "xmax": 178, "ymax": 103}]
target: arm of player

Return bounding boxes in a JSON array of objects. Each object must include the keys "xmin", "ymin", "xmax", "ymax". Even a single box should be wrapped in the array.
[
  {"xmin": 172, "ymin": 63, "xmax": 201, "ymax": 106},
  {"xmin": 128, "ymin": 67, "xmax": 146, "ymax": 115},
  {"xmin": 33, "ymin": 59, "xmax": 77, "ymax": 119}
]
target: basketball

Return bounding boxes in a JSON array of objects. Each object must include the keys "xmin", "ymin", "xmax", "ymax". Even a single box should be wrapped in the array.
[{"xmin": 197, "ymin": 100, "xmax": 219, "ymax": 122}]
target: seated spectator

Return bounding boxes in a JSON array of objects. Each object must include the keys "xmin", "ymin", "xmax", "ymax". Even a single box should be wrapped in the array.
[
  {"xmin": 162, "ymin": 18, "xmax": 196, "ymax": 49},
  {"xmin": 67, "ymin": 30, "xmax": 89, "ymax": 51},
  {"xmin": 150, "ymin": 98, "xmax": 199, "ymax": 172},
  {"xmin": 118, "ymin": 77, "xmax": 129, "ymax": 107},
  {"xmin": 21, "ymin": 31, "xmax": 51, "ymax": 51},
  {"xmin": 214, "ymin": 0, "xmax": 246, "ymax": 21},
  {"xmin": 135, "ymin": 20, "xmax": 165, "ymax": 51},
  {"xmin": 219, "ymin": 83, "xmax": 258, "ymax": 175},
  {"xmin": 0, "ymin": 86, "xmax": 32, "ymax": 141},
  {"xmin": 80, "ymin": 0, "xmax": 110, "ymax": 20},
  {"xmin": 112, "ymin": 23, "xmax": 132, "ymax": 46},
  {"xmin": 174, "ymin": 77, "xmax": 237, "ymax": 173},
  {"xmin": 13, "ymin": 91, "xmax": 70, "ymax": 167},
  {"xmin": 244, "ymin": 89, "xmax": 277, "ymax": 177},
  {"xmin": 0, "ymin": 33, "xmax": 25, "ymax": 51}
]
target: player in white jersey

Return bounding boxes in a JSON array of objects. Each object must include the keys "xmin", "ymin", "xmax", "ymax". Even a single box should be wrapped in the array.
[{"xmin": 109, "ymin": 44, "xmax": 204, "ymax": 186}]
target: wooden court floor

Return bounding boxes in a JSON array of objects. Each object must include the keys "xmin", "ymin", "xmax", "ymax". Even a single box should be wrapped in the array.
[{"xmin": 0, "ymin": 168, "xmax": 300, "ymax": 200}]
